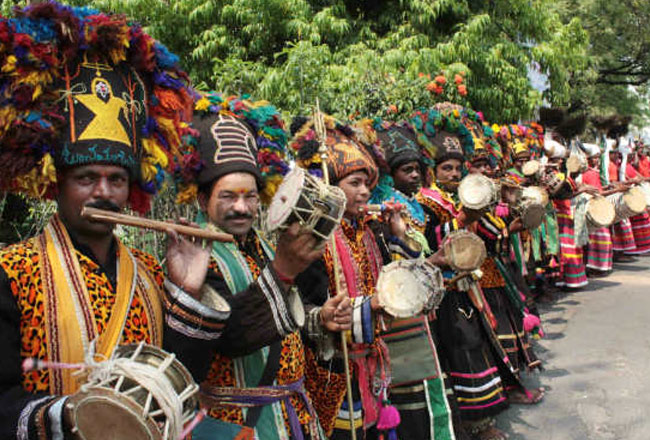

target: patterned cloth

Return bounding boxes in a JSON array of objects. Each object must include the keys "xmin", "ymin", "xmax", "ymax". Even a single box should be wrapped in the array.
[
  {"xmin": 611, "ymin": 220, "xmax": 636, "ymax": 252},
  {"xmin": 554, "ymin": 199, "xmax": 588, "ymax": 288},
  {"xmin": 586, "ymin": 227, "xmax": 614, "ymax": 272},
  {"xmin": 626, "ymin": 213, "xmax": 650, "ymax": 255}
]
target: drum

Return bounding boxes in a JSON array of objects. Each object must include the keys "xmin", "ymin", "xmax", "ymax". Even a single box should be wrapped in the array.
[
  {"xmin": 267, "ymin": 167, "xmax": 347, "ymax": 241},
  {"xmin": 639, "ymin": 182, "xmax": 650, "ymax": 206},
  {"xmin": 65, "ymin": 344, "xmax": 199, "ymax": 440},
  {"xmin": 521, "ymin": 160, "xmax": 542, "ymax": 178},
  {"xmin": 585, "ymin": 196, "xmax": 616, "ymax": 229},
  {"xmin": 541, "ymin": 170, "xmax": 565, "ymax": 196},
  {"xmin": 515, "ymin": 199, "xmax": 546, "ymax": 230},
  {"xmin": 566, "ymin": 153, "xmax": 588, "ymax": 174},
  {"xmin": 376, "ymin": 259, "xmax": 445, "ymax": 318},
  {"xmin": 443, "ymin": 230, "xmax": 487, "ymax": 272},
  {"xmin": 458, "ymin": 174, "xmax": 498, "ymax": 211},
  {"xmin": 521, "ymin": 186, "xmax": 550, "ymax": 206},
  {"xmin": 607, "ymin": 188, "xmax": 647, "ymax": 222}
]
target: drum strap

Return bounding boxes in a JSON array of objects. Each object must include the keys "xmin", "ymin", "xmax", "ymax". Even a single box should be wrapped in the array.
[{"xmin": 243, "ymin": 341, "xmax": 283, "ymax": 429}]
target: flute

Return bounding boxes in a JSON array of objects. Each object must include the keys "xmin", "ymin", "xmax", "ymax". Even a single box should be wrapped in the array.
[{"xmin": 81, "ymin": 207, "xmax": 235, "ymax": 242}]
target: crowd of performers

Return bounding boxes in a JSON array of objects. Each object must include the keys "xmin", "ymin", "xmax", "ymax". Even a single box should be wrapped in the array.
[{"xmin": 1, "ymin": 3, "xmax": 649, "ymax": 440}]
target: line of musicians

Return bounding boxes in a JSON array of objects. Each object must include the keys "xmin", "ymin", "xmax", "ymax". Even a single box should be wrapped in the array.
[{"xmin": 1, "ymin": 4, "xmax": 648, "ymax": 440}]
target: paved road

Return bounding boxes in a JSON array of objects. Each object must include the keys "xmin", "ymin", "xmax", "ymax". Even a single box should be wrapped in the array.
[{"xmin": 496, "ymin": 259, "xmax": 650, "ymax": 440}]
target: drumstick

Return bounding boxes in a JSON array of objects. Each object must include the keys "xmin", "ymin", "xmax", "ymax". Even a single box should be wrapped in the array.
[
  {"xmin": 81, "ymin": 207, "xmax": 235, "ymax": 242},
  {"xmin": 314, "ymin": 100, "xmax": 357, "ymax": 440}
]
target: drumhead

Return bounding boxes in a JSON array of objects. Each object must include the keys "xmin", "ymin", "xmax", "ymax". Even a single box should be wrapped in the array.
[
  {"xmin": 267, "ymin": 168, "xmax": 305, "ymax": 230},
  {"xmin": 639, "ymin": 182, "xmax": 650, "ymax": 206},
  {"xmin": 521, "ymin": 186, "xmax": 549, "ymax": 206},
  {"xmin": 443, "ymin": 231, "xmax": 487, "ymax": 272},
  {"xmin": 66, "ymin": 389, "xmax": 158, "ymax": 440},
  {"xmin": 458, "ymin": 174, "xmax": 496, "ymax": 210},
  {"xmin": 376, "ymin": 259, "xmax": 444, "ymax": 318},
  {"xmin": 624, "ymin": 187, "xmax": 647, "ymax": 214},
  {"xmin": 520, "ymin": 202, "xmax": 545, "ymax": 230},
  {"xmin": 586, "ymin": 196, "xmax": 615, "ymax": 228},
  {"xmin": 522, "ymin": 160, "xmax": 540, "ymax": 177}
]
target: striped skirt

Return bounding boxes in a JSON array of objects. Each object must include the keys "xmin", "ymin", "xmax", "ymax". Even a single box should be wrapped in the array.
[
  {"xmin": 586, "ymin": 227, "xmax": 613, "ymax": 271},
  {"xmin": 626, "ymin": 212, "xmax": 650, "ymax": 254},
  {"xmin": 555, "ymin": 203, "xmax": 588, "ymax": 288},
  {"xmin": 434, "ymin": 291, "xmax": 509, "ymax": 421},
  {"xmin": 611, "ymin": 219, "xmax": 636, "ymax": 252}
]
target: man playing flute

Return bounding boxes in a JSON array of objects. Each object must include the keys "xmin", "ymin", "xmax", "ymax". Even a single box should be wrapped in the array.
[{"xmin": 0, "ymin": 3, "xmax": 227, "ymax": 438}]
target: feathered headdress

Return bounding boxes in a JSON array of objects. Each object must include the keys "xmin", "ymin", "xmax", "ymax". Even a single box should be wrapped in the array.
[
  {"xmin": 289, "ymin": 113, "xmax": 379, "ymax": 188},
  {"xmin": 181, "ymin": 93, "xmax": 290, "ymax": 205},
  {"xmin": 0, "ymin": 2, "xmax": 194, "ymax": 213}
]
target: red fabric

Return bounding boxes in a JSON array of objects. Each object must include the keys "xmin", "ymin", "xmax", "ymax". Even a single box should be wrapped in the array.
[
  {"xmin": 582, "ymin": 168, "xmax": 602, "ymax": 190},
  {"xmin": 638, "ymin": 155, "xmax": 650, "ymax": 178},
  {"xmin": 609, "ymin": 162, "xmax": 619, "ymax": 183},
  {"xmin": 625, "ymin": 163, "xmax": 638, "ymax": 180}
]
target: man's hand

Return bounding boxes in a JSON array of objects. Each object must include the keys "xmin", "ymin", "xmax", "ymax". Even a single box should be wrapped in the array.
[
  {"xmin": 508, "ymin": 217, "xmax": 524, "ymax": 233},
  {"xmin": 320, "ymin": 294, "xmax": 352, "ymax": 332},
  {"xmin": 166, "ymin": 219, "xmax": 212, "ymax": 299},
  {"xmin": 272, "ymin": 223, "xmax": 325, "ymax": 280},
  {"xmin": 427, "ymin": 248, "xmax": 448, "ymax": 267},
  {"xmin": 459, "ymin": 207, "xmax": 483, "ymax": 226}
]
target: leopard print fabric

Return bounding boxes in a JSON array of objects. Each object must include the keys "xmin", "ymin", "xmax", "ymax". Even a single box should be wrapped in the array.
[
  {"xmin": 203, "ymin": 235, "xmax": 311, "ymax": 430},
  {"xmin": 0, "ymin": 238, "xmax": 164, "ymax": 393}
]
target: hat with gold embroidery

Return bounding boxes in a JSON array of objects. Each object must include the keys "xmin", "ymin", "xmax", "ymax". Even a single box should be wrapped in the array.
[
  {"xmin": 180, "ymin": 93, "xmax": 290, "ymax": 205},
  {"xmin": 289, "ymin": 114, "xmax": 379, "ymax": 188},
  {"xmin": 0, "ymin": 2, "xmax": 195, "ymax": 213}
]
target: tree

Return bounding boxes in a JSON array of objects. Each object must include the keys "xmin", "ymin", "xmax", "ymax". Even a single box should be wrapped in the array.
[
  {"xmin": 555, "ymin": 0, "xmax": 650, "ymax": 122},
  {"xmin": 76, "ymin": 0, "xmax": 589, "ymax": 122}
]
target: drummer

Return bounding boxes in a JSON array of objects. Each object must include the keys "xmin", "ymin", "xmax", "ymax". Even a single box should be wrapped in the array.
[
  {"xmin": 619, "ymin": 144, "xmax": 650, "ymax": 255},
  {"xmin": 542, "ymin": 138, "xmax": 590, "ymax": 289},
  {"xmin": 466, "ymin": 145, "xmax": 545, "ymax": 386},
  {"xmin": 175, "ymin": 94, "xmax": 351, "ymax": 440},
  {"xmin": 291, "ymin": 115, "xmax": 419, "ymax": 440},
  {"xmin": 0, "ymin": 4, "xmax": 224, "ymax": 437},
  {"xmin": 370, "ymin": 120, "xmax": 461, "ymax": 440},
  {"xmin": 409, "ymin": 108, "xmax": 524, "ymax": 440},
  {"xmin": 581, "ymin": 143, "xmax": 616, "ymax": 276},
  {"xmin": 607, "ymin": 141, "xmax": 638, "ymax": 260}
]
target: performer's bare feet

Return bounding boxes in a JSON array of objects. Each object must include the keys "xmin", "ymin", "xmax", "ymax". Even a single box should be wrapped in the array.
[
  {"xmin": 474, "ymin": 426, "xmax": 509, "ymax": 440},
  {"xmin": 508, "ymin": 387, "xmax": 545, "ymax": 404}
]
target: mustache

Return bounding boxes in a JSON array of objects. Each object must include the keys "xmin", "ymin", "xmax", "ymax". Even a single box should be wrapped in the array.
[
  {"xmin": 85, "ymin": 200, "xmax": 120, "ymax": 213},
  {"xmin": 224, "ymin": 212, "xmax": 253, "ymax": 221}
]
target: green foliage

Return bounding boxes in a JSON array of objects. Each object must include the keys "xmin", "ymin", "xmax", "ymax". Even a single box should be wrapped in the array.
[
  {"xmin": 555, "ymin": 0, "xmax": 650, "ymax": 122},
  {"xmin": 73, "ymin": 0, "xmax": 590, "ymax": 123}
]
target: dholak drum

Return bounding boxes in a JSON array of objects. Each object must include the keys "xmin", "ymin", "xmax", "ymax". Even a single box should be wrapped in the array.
[
  {"xmin": 541, "ymin": 170, "xmax": 566, "ymax": 196},
  {"xmin": 458, "ymin": 174, "xmax": 498, "ymax": 211},
  {"xmin": 566, "ymin": 153, "xmax": 587, "ymax": 174},
  {"xmin": 515, "ymin": 199, "xmax": 546, "ymax": 230},
  {"xmin": 521, "ymin": 186, "xmax": 550, "ymax": 206},
  {"xmin": 607, "ymin": 188, "xmax": 647, "ymax": 222},
  {"xmin": 64, "ymin": 344, "xmax": 199, "ymax": 440},
  {"xmin": 267, "ymin": 167, "xmax": 346, "ymax": 241},
  {"xmin": 638, "ymin": 182, "xmax": 650, "ymax": 206},
  {"xmin": 585, "ymin": 196, "xmax": 615, "ymax": 230},
  {"xmin": 376, "ymin": 259, "xmax": 445, "ymax": 318},
  {"xmin": 443, "ymin": 230, "xmax": 487, "ymax": 272},
  {"xmin": 522, "ymin": 160, "xmax": 542, "ymax": 179}
]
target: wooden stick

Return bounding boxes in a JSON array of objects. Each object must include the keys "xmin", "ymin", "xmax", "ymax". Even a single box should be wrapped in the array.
[
  {"xmin": 81, "ymin": 207, "xmax": 235, "ymax": 242},
  {"xmin": 314, "ymin": 100, "xmax": 357, "ymax": 440}
]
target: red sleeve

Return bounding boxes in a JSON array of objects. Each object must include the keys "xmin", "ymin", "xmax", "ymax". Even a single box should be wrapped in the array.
[{"xmin": 582, "ymin": 169, "xmax": 602, "ymax": 189}]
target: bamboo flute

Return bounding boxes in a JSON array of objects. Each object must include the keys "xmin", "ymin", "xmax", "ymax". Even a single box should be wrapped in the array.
[{"xmin": 81, "ymin": 207, "xmax": 235, "ymax": 242}]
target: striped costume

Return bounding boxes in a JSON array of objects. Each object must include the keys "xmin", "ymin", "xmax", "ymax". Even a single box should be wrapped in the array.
[
  {"xmin": 582, "ymin": 169, "xmax": 613, "ymax": 272},
  {"xmin": 554, "ymin": 198, "xmax": 588, "ymax": 288}
]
